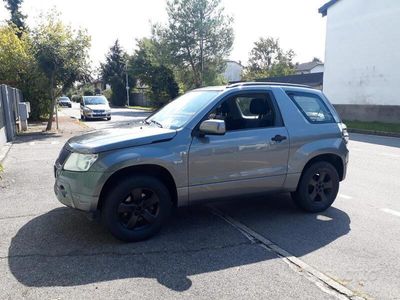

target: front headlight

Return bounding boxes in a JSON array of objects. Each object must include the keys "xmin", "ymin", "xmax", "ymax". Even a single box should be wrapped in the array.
[
  {"xmin": 83, "ymin": 107, "xmax": 92, "ymax": 112},
  {"xmin": 63, "ymin": 153, "xmax": 98, "ymax": 172}
]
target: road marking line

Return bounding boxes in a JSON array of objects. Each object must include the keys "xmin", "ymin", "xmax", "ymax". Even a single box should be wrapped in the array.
[
  {"xmin": 29, "ymin": 142, "xmax": 35, "ymax": 146},
  {"xmin": 381, "ymin": 208, "xmax": 400, "ymax": 218},
  {"xmin": 339, "ymin": 194, "xmax": 353, "ymax": 199},
  {"xmin": 209, "ymin": 206, "xmax": 360, "ymax": 300},
  {"xmin": 51, "ymin": 141, "xmax": 60, "ymax": 145}
]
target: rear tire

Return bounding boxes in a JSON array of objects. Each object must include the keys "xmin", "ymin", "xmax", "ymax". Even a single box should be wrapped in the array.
[
  {"xmin": 291, "ymin": 161, "xmax": 339, "ymax": 213},
  {"xmin": 102, "ymin": 176, "xmax": 172, "ymax": 242}
]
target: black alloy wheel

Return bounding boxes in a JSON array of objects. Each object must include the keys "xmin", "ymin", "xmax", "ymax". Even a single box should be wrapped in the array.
[
  {"xmin": 117, "ymin": 188, "xmax": 160, "ymax": 230},
  {"xmin": 102, "ymin": 176, "xmax": 172, "ymax": 242},
  {"xmin": 291, "ymin": 161, "xmax": 339, "ymax": 213},
  {"xmin": 307, "ymin": 170, "xmax": 334, "ymax": 203}
]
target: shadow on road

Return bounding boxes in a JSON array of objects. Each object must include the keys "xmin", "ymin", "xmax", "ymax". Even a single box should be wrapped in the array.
[
  {"xmin": 214, "ymin": 194, "xmax": 351, "ymax": 257},
  {"xmin": 8, "ymin": 195, "xmax": 350, "ymax": 290},
  {"xmin": 12, "ymin": 133, "xmax": 62, "ymax": 144},
  {"xmin": 350, "ymin": 133, "xmax": 400, "ymax": 148}
]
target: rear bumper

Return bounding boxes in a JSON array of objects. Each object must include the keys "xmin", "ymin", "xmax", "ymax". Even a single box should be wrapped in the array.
[{"xmin": 342, "ymin": 149, "xmax": 349, "ymax": 181}]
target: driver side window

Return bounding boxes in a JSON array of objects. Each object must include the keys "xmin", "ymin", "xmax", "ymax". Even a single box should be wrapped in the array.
[{"xmin": 208, "ymin": 93, "xmax": 277, "ymax": 131}]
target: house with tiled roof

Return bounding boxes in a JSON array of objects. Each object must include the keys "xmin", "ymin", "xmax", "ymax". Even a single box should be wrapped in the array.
[{"xmin": 295, "ymin": 58, "xmax": 324, "ymax": 75}]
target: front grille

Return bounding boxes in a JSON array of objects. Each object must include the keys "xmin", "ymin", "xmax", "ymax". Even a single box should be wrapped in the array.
[
  {"xmin": 57, "ymin": 146, "xmax": 71, "ymax": 166},
  {"xmin": 93, "ymin": 109, "xmax": 105, "ymax": 113}
]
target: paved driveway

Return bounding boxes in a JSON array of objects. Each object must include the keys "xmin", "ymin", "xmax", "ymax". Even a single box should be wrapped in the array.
[{"xmin": 0, "ymin": 117, "xmax": 399, "ymax": 299}]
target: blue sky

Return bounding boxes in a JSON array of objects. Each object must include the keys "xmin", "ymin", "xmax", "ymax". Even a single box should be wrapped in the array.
[{"xmin": 0, "ymin": 0, "xmax": 327, "ymax": 66}]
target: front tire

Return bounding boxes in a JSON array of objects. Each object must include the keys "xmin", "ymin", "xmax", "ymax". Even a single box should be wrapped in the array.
[
  {"xmin": 291, "ymin": 161, "xmax": 339, "ymax": 213},
  {"xmin": 102, "ymin": 176, "xmax": 172, "ymax": 242},
  {"xmin": 107, "ymin": 117, "xmax": 111, "ymax": 121}
]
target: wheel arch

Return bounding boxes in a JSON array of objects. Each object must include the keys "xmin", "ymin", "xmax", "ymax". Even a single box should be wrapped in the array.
[
  {"xmin": 301, "ymin": 153, "xmax": 344, "ymax": 182},
  {"xmin": 97, "ymin": 164, "xmax": 178, "ymax": 211}
]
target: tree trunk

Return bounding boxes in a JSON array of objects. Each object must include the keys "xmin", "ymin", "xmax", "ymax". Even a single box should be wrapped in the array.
[{"xmin": 46, "ymin": 73, "xmax": 55, "ymax": 131}]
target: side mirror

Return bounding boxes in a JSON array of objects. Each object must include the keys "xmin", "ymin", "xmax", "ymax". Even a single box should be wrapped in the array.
[{"xmin": 199, "ymin": 119, "xmax": 226, "ymax": 135}]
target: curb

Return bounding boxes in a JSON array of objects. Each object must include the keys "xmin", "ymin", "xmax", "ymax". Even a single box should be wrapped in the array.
[
  {"xmin": 348, "ymin": 128, "xmax": 400, "ymax": 138},
  {"xmin": 0, "ymin": 142, "xmax": 12, "ymax": 165}
]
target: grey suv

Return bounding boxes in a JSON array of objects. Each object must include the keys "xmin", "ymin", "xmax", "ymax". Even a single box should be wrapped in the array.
[{"xmin": 54, "ymin": 83, "xmax": 349, "ymax": 242}]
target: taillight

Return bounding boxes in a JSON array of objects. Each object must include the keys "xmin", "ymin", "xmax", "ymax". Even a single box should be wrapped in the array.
[{"xmin": 340, "ymin": 123, "xmax": 349, "ymax": 144}]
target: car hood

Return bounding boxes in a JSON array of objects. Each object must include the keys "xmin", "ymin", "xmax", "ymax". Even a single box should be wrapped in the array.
[
  {"xmin": 67, "ymin": 125, "xmax": 177, "ymax": 153},
  {"xmin": 85, "ymin": 104, "xmax": 110, "ymax": 110}
]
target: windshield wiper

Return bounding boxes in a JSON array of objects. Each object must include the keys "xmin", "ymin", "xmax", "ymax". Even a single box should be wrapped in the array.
[
  {"xmin": 150, "ymin": 120, "xmax": 163, "ymax": 128},
  {"xmin": 144, "ymin": 119, "xmax": 163, "ymax": 128}
]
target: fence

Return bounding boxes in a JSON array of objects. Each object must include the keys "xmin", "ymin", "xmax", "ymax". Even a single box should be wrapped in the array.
[{"xmin": 0, "ymin": 84, "xmax": 23, "ymax": 147}]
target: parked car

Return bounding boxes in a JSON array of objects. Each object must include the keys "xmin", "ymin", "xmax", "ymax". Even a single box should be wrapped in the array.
[
  {"xmin": 58, "ymin": 96, "xmax": 72, "ymax": 108},
  {"xmin": 54, "ymin": 82, "xmax": 349, "ymax": 242},
  {"xmin": 80, "ymin": 95, "xmax": 111, "ymax": 121}
]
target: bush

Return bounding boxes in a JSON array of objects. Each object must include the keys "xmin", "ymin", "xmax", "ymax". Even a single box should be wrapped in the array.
[{"xmin": 102, "ymin": 89, "xmax": 112, "ymax": 101}]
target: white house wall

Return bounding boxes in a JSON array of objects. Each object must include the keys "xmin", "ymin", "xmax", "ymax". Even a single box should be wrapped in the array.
[{"xmin": 323, "ymin": 0, "xmax": 400, "ymax": 107}]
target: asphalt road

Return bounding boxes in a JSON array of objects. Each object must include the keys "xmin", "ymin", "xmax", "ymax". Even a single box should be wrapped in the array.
[
  {"xmin": 0, "ymin": 111, "xmax": 399, "ymax": 299},
  {"xmin": 61, "ymin": 102, "xmax": 152, "ymax": 130}
]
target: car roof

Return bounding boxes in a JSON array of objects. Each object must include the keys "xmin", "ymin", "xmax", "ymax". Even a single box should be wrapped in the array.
[
  {"xmin": 226, "ymin": 82, "xmax": 312, "ymax": 89},
  {"xmin": 193, "ymin": 82, "xmax": 318, "ymax": 93}
]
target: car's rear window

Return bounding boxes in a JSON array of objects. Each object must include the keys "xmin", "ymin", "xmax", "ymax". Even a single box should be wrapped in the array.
[{"xmin": 286, "ymin": 91, "xmax": 334, "ymax": 123}]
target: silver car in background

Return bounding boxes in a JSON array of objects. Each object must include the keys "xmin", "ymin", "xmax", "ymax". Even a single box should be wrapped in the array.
[
  {"xmin": 80, "ymin": 95, "xmax": 111, "ymax": 121},
  {"xmin": 55, "ymin": 82, "xmax": 349, "ymax": 242},
  {"xmin": 58, "ymin": 96, "xmax": 72, "ymax": 108}
]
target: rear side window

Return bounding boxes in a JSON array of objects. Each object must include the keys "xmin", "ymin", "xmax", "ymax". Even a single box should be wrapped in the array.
[{"xmin": 286, "ymin": 92, "xmax": 334, "ymax": 123}]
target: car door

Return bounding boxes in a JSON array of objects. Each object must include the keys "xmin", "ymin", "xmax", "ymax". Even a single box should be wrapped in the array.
[{"xmin": 188, "ymin": 90, "xmax": 290, "ymax": 203}]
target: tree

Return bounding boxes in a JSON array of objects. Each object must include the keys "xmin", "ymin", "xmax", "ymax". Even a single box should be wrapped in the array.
[
  {"xmin": 0, "ymin": 25, "xmax": 51, "ymax": 120},
  {"xmin": 101, "ymin": 40, "xmax": 130, "ymax": 106},
  {"xmin": 243, "ymin": 37, "xmax": 296, "ymax": 80},
  {"xmin": 3, "ymin": 0, "xmax": 27, "ymax": 35},
  {"xmin": 129, "ymin": 38, "xmax": 179, "ymax": 106},
  {"xmin": 156, "ymin": 0, "xmax": 234, "ymax": 88},
  {"xmin": 0, "ymin": 25, "xmax": 29, "ymax": 84},
  {"xmin": 33, "ymin": 11, "xmax": 91, "ymax": 130}
]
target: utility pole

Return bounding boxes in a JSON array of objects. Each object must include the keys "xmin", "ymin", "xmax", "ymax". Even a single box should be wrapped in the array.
[
  {"xmin": 55, "ymin": 103, "xmax": 59, "ymax": 130},
  {"xmin": 125, "ymin": 61, "xmax": 130, "ymax": 107},
  {"xmin": 200, "ymin": 9, "xmax": 204, "ymax": 87}
]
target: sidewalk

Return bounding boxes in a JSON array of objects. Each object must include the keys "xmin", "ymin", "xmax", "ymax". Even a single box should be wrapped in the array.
[
  {"xmin": 0, "ymin": 115, "xmax": 90, "ymax": 171},
  {"xmin": 20, "ymin": 115, "xmax": 91, "ymax": 137}
]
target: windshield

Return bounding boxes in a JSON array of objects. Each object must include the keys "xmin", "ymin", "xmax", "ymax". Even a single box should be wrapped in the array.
[
  {"xmin": 59, "ymin": 97, "xmax": 70, "ymax": 101},
  {"xmin": 84, "ymin": 96, "xmax": 108, "ymax": 105},
  {"xmin": 146, "ymin": 90, "xmax": 220, "ymax": 129}
]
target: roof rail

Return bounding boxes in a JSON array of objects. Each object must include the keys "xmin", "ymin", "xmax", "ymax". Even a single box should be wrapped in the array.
[{"xmin": 226, "ymin": 81, "xmax": 312, "ymax": 89}]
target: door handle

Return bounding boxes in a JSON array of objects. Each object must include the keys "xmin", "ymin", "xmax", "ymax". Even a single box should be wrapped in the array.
[{"xmin": 271, "ymin": 135, "xmax": 287, "ymax": 142}]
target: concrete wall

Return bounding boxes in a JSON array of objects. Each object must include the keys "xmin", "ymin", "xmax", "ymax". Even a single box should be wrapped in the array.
[
  {"xmin": 323, "ymin": 0, "xmax": 400, "ymax": 111},
  {"xmin": 334, "ymin": 104, "xmax": 400, "ymax": 124}
]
